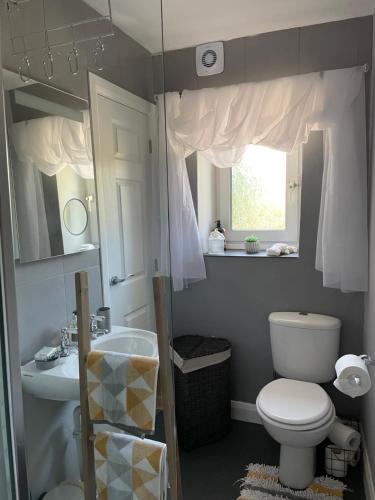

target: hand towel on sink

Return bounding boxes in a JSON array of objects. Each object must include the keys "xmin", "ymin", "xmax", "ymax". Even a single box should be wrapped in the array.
[
  {"xmin": 87, "ymin": 350, "xmax": 159, "ymax": 433},
  {"xmin": 94, "ymin": 431, "xmax": 168, "ymax": 500}
]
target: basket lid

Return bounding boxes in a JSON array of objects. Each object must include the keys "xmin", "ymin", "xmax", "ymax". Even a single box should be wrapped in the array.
[{"xmin": 173, "ymin": 335, "xmax": 231, "ymax": 360}]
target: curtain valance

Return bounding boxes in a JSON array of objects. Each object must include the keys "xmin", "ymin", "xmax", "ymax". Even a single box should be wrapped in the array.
[
  {"xmin": 161, "ymin": 66, "xmax": 368, "ymax": 292},
  {"xmin": 11, "ymin": 112, "xmax": 94, "ymax": 180}
]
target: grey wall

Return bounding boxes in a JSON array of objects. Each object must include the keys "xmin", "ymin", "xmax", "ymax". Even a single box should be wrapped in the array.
[
  {"xmin": 363, "ymin": 12, "xmax": 375, "ymax": 489},
  {"xmin": 173, "ymin": 133, "xmax": 364, "ymax": 417},
  {"xmin": 168, "ymin": 17, "xmax": 372, "ymax": 418},
  {"xmin": 158, "ymin": 17, "xmax": 372, "ymax": 94},
  {"xmin": 1, "ymin": 0, "xmax": 154, "ymax": 102},
  {"xmin": 1, "ymin": 2, "xmax": 158, "ymax": 497}
]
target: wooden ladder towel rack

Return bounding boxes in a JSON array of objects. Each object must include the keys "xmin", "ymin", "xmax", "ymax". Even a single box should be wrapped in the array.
[
  {"xmin": 153, "ymin": 276, "xmax": 183, "ymax": 500},
  {"xmin": 76, "ymin": 271, "xmax": 96, "ymax": 500},
  {"xmin": 76, "ymin": 271, "xmax": 183, "ymax": 500}
]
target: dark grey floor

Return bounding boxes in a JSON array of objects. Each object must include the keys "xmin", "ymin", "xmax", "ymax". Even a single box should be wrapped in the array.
[{"xmin": 179, "ymin": 420, "xmax": 365, "ymax": 500}]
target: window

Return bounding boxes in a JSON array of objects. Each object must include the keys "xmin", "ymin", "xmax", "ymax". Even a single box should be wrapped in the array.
[{"xmin": 218, "ymin": 145, "xmax": 301, "ymax": 248}]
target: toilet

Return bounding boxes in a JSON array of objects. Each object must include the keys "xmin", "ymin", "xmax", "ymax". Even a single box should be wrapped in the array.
[{"xmin": 256, "ymin": 312, "xmax": 341, "ymax": 490}]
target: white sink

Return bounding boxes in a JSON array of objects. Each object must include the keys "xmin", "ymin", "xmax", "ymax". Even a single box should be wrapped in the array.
[{"xmin": 21, "ymin": 326, "xmax": 158, "ymax": 401}]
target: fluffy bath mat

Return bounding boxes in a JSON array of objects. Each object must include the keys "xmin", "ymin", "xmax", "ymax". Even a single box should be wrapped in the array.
[{"xmin": 238, "ymin": 464, "xmax": 347, "ymax": 500}]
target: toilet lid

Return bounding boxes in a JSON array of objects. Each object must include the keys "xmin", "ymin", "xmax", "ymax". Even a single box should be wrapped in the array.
[{"xmin": 257, "ymin": 378, "xmax": 332, "ymax": 426}]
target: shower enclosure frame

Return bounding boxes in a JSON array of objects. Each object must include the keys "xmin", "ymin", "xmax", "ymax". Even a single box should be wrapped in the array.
[{"xmin": 0, "ymin": 32, "xmax": 30, "ymax": 499}]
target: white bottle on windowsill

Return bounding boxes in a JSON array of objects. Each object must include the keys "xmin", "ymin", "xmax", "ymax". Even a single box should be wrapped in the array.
[{"xmin": 208, "ymin": 228, "xmax": 225, "ymax": 254}]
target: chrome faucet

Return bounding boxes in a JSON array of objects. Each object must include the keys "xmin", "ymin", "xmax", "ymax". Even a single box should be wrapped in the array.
[
  {"xmin": 89, "ymin": 314, "xmax": 108, "ymax": 339},
  {"xmin": 60, "ymin": 328, "xmax": 71, "ymax": 357},
  {"xmin": 60, "ymin": 314, "xmax": 109, "ymax": 353}
]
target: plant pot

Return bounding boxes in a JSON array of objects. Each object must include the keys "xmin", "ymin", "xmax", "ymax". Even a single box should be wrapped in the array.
[{"xmin": 245, "ymin": 241, "xmax": 260, "ymax": 254}]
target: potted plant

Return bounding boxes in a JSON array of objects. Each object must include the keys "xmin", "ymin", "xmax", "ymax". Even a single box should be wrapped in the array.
[{"xmin": 244, "ymin": 235, "xmax": 260, "ymax": 254}]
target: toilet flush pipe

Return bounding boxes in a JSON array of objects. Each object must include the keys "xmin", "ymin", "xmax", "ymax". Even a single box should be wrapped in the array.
[{"xmin": 73, "ymin": 406, "xmax": 83, "ymax": 480}]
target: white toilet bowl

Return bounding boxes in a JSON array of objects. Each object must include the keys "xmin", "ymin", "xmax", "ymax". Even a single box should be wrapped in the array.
[{"xmin": 256, "ymin": 378, "xmax": 336, "ymax": 490}]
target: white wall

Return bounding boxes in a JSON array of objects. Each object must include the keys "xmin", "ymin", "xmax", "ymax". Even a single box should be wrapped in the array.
[
  {"xmin": 197, "ymin": 153, "xmax": 218, "ymax": 253},
  {"xmin": 15, "ymin": 250, "xmax": 102, "ymax": 498}
]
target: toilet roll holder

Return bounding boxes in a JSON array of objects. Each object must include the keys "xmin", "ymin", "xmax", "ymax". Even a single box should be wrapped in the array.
[
  {"xmin": 350, "ymin": 355, "xmax": 375, "ymax": 386},
  {"xmin": 360, "ymin": 354, "xmax": 375, "ymax": 366}
]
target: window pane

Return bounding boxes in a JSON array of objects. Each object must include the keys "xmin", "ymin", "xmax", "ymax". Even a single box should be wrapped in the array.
[{"xmin": 231, "ymin": 145, "xmax": 286, "ymax": 231}]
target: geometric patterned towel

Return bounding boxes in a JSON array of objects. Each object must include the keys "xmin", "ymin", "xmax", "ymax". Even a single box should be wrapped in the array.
[
  {"xmin": 95, "ymin": 431, "xmax": 168, "ymax": 500},
  {"xmin": 87, "ymin": 350, "xmax": 159, "ymax": 433}
]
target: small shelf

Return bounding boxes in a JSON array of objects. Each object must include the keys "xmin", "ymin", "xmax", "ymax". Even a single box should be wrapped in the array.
[{"xmin": 204, "ymin": 250, "xmax": 299, "ymax": 258}]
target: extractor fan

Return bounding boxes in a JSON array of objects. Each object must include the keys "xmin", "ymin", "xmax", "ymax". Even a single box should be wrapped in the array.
[{"xmin": 196, "ymin": 41, "xmax": 224, "ymax": 77}]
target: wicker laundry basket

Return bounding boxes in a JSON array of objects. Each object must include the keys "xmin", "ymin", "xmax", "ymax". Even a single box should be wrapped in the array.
[{"xmin": 173, "ymin": 335, "xmax": 232, "ymax": 450}]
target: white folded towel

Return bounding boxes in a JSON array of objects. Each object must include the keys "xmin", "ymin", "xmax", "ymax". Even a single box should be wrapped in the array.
[{"xmin": 266, "ymin": 243, "xmax": 298, "ymax": 256}]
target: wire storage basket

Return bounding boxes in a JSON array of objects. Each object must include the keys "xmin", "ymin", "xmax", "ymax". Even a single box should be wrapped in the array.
[{"xmin": 325, "ymin": 418, "xmax": 361, "ymax": 478}]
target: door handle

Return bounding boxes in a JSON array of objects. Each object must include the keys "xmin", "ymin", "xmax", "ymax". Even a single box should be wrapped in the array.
[{"xmin": 110, "ymin": 275, "xmax": 126, "ymax": 286}]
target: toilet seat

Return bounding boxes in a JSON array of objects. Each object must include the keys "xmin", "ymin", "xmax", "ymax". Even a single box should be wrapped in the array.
[
  {"xmin": 257, "ymin": 378, "xmax": 333, "ymax": 430},
  {"xmin": 257, "ymin": 401, "xmax": 335, "ymax": 432}
]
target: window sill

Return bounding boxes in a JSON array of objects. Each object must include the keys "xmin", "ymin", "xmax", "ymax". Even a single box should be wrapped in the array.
[{"xmin": 204, "ymin": 250, "xmax": 299, "ymax": 258}]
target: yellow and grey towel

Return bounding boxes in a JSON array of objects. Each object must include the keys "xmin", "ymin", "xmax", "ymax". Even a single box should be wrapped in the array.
[
  {"xmin": 87, "ymin": 350, "xmax": 159, "ymax": 432},
  {"xmin": 95, "ymin": 431, "xmax": 168, "ymax": 500}
]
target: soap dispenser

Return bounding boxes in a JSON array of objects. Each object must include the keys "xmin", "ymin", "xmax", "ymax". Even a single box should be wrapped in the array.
[{"xmin": 213, "ymin": 220, "xmax": 226, "ymax": 249}]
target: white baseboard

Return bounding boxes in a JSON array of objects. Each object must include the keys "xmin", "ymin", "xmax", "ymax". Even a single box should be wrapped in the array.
[
  {"xmin": 361, "ymin": 426, "xmax": 375, "ymax": 500},
  {"xmin": 231, "ymin": 400, "xmax": 262, "ymax": 425}
]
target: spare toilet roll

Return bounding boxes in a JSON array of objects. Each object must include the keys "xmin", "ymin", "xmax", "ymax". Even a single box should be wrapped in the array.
[
  {"xmin": 349, "ymin": 448, "xmax": 361, "ymax": 467},
  {"xmin": 328, "ymin": 420, "xmax": 361, "ymax": 451},
  {"xmin": 334, "ymin": 354, "xmax": 371, "ymax": 398},
  {"xmin": 325, "ymin": 445, "xmax": 348, "ymax": 478}
]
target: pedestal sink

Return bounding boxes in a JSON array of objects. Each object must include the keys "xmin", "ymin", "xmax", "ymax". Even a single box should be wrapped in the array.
[{"xmin": 21, "ymin": 326, "xmax": 158, "ymax": 401}]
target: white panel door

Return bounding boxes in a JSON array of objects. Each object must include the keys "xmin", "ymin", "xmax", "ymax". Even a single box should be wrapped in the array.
[{"xmin": 94, "ymin": 91, "xmax": 154, "ymax": 330}]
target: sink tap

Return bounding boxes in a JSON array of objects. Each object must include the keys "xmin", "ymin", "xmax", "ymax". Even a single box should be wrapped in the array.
[
  {"xmin": 60, "ymin": 328, "xmax": 71, "ymax": 357},
  {"xmin": 89, "ymin": 315, "xmax": 108, "ymax": 339},
  {"xmin": 61, "ymin": 315, "xmax": 108, "ymax": 345}
]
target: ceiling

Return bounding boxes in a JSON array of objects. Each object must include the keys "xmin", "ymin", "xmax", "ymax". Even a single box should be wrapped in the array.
[{"xmin": 86, "ymin": 0, "xmax": 375, "ymax": 53}]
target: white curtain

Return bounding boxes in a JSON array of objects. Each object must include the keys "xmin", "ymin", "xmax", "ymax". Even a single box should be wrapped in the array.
[
  {"xmin": 156, "ymin": 95, "xmax": 207, "ymax": 290},
  {"xmin": 11, "ymin": 151, "xmax": 51, "ymax": 261},
  {"xmin": 11, "ymin": 112, "xmax": 94, "ymax": 179},
  {"xmin": 160, "ymin": 66, "xmax": 368, "ymax": 293}
]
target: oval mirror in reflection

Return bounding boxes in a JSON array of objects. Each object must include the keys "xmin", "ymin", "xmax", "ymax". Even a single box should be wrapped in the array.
[{"xmin": 63, "ymin": 198, "xmax": 88, "ymax": 236}]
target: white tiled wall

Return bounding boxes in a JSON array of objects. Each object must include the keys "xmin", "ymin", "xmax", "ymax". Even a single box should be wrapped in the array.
[
  {"xmin": 16, "ymin": 249, "xmax": 103, "ymax": 364},
  {"xmin": 15, "ymin": 249, "xmax": 103, "ymax": 498}
]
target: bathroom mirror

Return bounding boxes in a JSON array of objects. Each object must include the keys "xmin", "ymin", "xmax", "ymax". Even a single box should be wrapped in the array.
[{"xmin": 3, "ymin": 69, "xmax": 99, "ymax": 263}]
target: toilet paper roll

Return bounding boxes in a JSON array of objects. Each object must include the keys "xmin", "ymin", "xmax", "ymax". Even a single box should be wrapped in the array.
[
  {"xmin": 328, "ymin": 420, "xmax": 361, "ymax": 451},
  {"xmin": 325, "ymin": 445, "xmax": 348, "ymax": 478},
  {"xmin": 349, "ymin": 448, "xmax": 361, "ymax": 467},
  {"xmin": 333, "ymin": 354, "xmax": 371, "ymax": 398}
]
